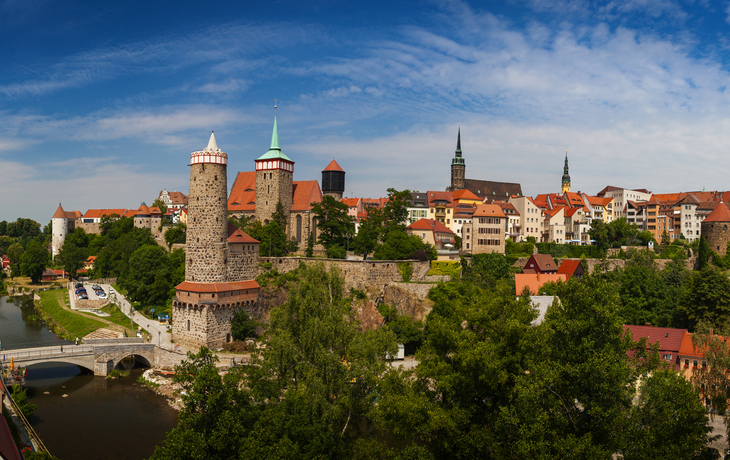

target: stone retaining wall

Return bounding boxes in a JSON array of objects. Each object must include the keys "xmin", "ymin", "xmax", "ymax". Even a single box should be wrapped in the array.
[
  {"xmin": 258, "ymin": 257, "xmax": 431, "ymax": 291},
  {"xmin": 511, "ymin": 256, "xmax": 696, "ymax": 272}
]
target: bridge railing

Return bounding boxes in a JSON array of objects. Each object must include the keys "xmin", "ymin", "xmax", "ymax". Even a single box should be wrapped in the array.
[{"xmin": 0, "ymin": 346, "xmax": 95, "ymax": 360}]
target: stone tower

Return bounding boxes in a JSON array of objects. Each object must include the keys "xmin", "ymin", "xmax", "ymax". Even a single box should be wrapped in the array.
[
  {"xmin": 561, "ymin": 152, "xmax": 571, "ymax": 194},
  {"xmin": 701, "ymin": 202, "xmax": 730, "ymax": 256},
  {"xmin": 450, "ymin": 125, "xmax": 466, "ymax": 191},
  {"xmin": 322, "ymin": 159, "xmax": 345, "ymax": 201},
  {"xmin": 255, "ymin": 107, "xmax": 294, "ymax": 227},
  {"xmin": 51, "ymin": 204, "xmax": 71, "ymax": 259},
  {"xmin": 173, "ymin": 132, "xmax": 260, "ymax": 349},
  {"xmin": 186, "ymin": 132, "xmax": 229, "ymax": 283}
]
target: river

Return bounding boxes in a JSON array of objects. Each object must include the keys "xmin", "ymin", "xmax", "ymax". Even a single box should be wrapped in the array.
[{"xmin": 0, "ymin": 295, "xmax": 178, "ymax": 460}]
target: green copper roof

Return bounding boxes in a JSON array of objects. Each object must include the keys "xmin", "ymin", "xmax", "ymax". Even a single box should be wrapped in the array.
[
  {"xmin": 257, "ymin": 110, "xmax": 293, "ymax": 162},
  {"xmin": 451, "ymin": 125, "xmax": 465, "ymax": 165}
]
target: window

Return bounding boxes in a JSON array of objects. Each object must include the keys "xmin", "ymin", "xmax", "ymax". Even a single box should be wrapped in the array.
[
  {"xmin": 684, "ymin": 358, "xmax": 689, "ymax": 368},
  {"xmin": 187, "ymin": 320, "xmax": 190, "ymax": 331},
  {"xmin": 664, "ymin": 354, "xmax": 672, "ymax": 361},
  {"xmin": 693, "ymin": 360, "xmax": 698, "ymax": 368}
]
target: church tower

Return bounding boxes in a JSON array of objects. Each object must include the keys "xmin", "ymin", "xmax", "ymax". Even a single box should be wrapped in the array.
[
  {"xmin": 450, "ymin": 125, "xmax": 466, "ymax": 191},
  {"xmin": 255, "ymin": 106, "xmax": 294, "ymax": 227},
  {"xmin": 561, "ymin": 152, "xmax": 571, "ymax": 194}
]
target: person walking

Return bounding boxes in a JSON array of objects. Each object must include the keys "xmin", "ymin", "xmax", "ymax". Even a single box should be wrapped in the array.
[{"xmin": 60, "ymin": 344, "xmax": 63, "ymax": 353}]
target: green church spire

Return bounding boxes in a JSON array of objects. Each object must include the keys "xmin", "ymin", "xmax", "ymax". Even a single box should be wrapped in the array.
[{"xmin": 270, "ymin": 103, "xmax": 280, "ymax": 151}]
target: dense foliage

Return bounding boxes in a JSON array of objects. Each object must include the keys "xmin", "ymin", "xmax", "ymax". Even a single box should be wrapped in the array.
[{"xmin": 150, "ymin": 264, "xmax": 713, "ymax": 459}]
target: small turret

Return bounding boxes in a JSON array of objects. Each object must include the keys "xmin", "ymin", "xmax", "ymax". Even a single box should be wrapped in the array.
[{"xmin": 322, "ymin": 159, "xmax": 345, "ymax": 201}]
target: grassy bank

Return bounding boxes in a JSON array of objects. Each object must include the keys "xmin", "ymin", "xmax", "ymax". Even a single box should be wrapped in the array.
[
  {"xmin": 35, "ymin": 290, "xmax": 107, "ymax": 340},
  {"xmin": 80, "ymin": 304, "xmax": 135, "ymax": 337}
]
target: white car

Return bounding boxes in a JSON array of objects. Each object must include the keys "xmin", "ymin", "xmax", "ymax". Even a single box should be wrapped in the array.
[{"xmin": 98, "ymin": 293, "xmax": 107, "ymax": 299}]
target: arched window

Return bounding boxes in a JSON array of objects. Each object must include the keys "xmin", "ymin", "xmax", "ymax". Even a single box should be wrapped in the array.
[{"xmin": 296, "ymin": 214, "xmax": 302, "ymax": 243}]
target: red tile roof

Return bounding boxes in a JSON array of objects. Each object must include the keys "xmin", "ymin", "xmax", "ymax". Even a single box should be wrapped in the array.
[
  {"xmin": 703, "ymin": 202, "xmax": 730, "ymax": 223},
  {"xmin": 227, "ymin": 222, "xmax": 260, "ymax": 244},
  {"xmin": 557, "ymin": 260, "xmax": 583, "ymax": 279},
  {"xmin": 323, "ymin": 159, "xmax": 344, "ymax": 172},
  {"xmin": 292, "ymin": 180, "xmax": 323, "ymax": 211},
  {"xmin": 227, "ymin": 171, "xmax": 257, "ymax": 212},
  {"xmin": 473, "ymin": 203, "xmax": 507, "ymax": 218},
  {"xmin": 427, "ymin": 191, "xmax": 454, "ymax": 206},
  {"xmin": 407, "ymin": 218, "xmax": 454, "ymax": 234},
  {"xmin": 341, "ymin": 198, "xmax": 360, "ymax": 207},
  {"xmin": 524, "ymin": 254, "xmax": 558, "ymax": 273},
  {"xmin": 515, "ymin": 273, "xmax": 567, "ymax": 295},
  {"xmin": 676, "ymin": 331, "xmax": 730, "ymax": 358},
  {"xmin": 176, "ymin": 280, "xmax": 260, "ymax": 293},
  {"xmin": 52, "ymin": 204, "xmax": 81, "ymax": 219},
  {"xmin": 83, "ymin": 209, "xmax": 127, "ymax": 219},
  {"xmin": 623, "ymin": 325, "xmax": 688, "ymax": 355},
  {"xmin": 453, "ymin": 189, "xmax": 481, "ymax": 202}
]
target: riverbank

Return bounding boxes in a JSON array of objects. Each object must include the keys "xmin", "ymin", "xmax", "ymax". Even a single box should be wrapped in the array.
[{"xmin": 139, "ymin": 369, "xmax": 183, "ymax": 411}]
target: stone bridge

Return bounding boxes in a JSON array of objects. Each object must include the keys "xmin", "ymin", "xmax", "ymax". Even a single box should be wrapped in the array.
[{"xmin": 2, "ymin": 338, "xmax": 186, "ymax": 376}]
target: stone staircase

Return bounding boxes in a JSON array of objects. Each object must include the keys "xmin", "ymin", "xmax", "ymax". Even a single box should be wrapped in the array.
[{"xmin": 83, "ymin": 328, "xmax": 124, "ymax": 340}]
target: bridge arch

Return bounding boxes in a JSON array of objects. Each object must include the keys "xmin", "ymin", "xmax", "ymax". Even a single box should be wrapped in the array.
[{"xmin": 111, "ymin": 351, "xmax": 154, "ymax": 371}]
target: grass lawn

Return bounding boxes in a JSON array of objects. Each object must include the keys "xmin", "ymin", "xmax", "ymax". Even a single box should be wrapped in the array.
[
  {"xmin": 36, "ymin": 290, "xmax": 107, "ymax": 340},
  {"xmin": 80, "ymin": 304, "xmax": 136, "ymax": 337}
]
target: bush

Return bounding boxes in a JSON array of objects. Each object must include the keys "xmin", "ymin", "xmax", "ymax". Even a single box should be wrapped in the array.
[
  {"xmin": 428, "ymin": 261, "xmax": 460, "ymax": 279},
  {"xmin": 326, "ymin": 245, "xmax": 347, "ymax": 259},
  {"xmin": 11, "ymin": 384, "xmax": 36, "ymax": 419},
  {"xmin": 398, "ymin": 262, "xmax": 414, "ymax": 282},
  {"xmin": 231, "ymin": 310, "xmax": 258, "ymax": 340},
  {"xmin": 410, "ymin": 250, "xmax": 429, "ymax": 261}
]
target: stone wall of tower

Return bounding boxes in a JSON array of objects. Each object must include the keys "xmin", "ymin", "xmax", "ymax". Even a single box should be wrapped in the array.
[
  {"xmin": 227, "ymin": 243, "xmax": 259, "ymax": 281},
  {"xmin": 51, "ymin": 217, "xmax": 69, "ymax": 258},
  {"xmin": 702, "ymin": 222, "xmax": 730, "ymax": 256},
  {"xmin": 186, "ymin": 163, "xmax": 229, "ymax": 283},
  {"xmin": 451, "ymin": 164, "xmax": 465, "ymax": 191},
  {"xmin": 255, "ymin": 169, "xmax": 293, "ymax": 225}
]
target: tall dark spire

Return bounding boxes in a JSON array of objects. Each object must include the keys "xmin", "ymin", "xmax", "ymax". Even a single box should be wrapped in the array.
[
  {"xmin": 455, "ymin": 125, "xmax": 462, "ymax": 157},
  {"xmin": 562, "ymin": 152, "xmax": 570, "ymax": 180}
]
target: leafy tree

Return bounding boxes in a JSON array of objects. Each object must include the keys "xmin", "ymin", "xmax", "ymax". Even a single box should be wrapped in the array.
[
  {"xmin": 271, "ymin": 200, "xmax": 288, "ymax": 230},
  {"xmin": 152, "ymin": 198, "xmax": 168, "ymax": 215},
  {"xmin": 230, "ymin": 311, "xmax": 258, "ymax": 340},
  {"xmin": 259, "ymin": 221, "xmax": 292, "ymax": 257},
  {"xmin": 698, "ymin": 235, "xmax": 712, "ymax": 269},
  {"xmin": 352, "ymin": 215, "xmax": 380, "ymax": 259},
  {"xmin": 5, "ymin": 218, "xmax": 41, "ymax": 239},
  {"xmin": 461, "ymin": 252, "xmax": 511, "ymax": 288},
  {"xmin": 0, "ymin": 220, "xmax": 6, "ymax": 236},
  {"xmin": 311, "ymin": 195, "xmax": 354, "ymax": 251},
  {"xmin": 20, "ymin": 240, "xmax": 48, "ymax": 284},
  {"xmin": 620, "ymin": 369, "xmax": 712, "ymax": 460},
  {"xmin": 373, "ymin": 231, "xmax": 430, "ymax": 260},
  {"xmin": 660, "ymin": 230, "xmax": 670, "ymax": 246},
  {"xmin": 381, "ymin": 188, "xmax": 411, "ymax": 234},
  {"xmin": 56, "ymin": 240, "xmax": 87, "ymax": 280},
  {"xmin": 589, "ymin": 219, "xmax": 610, "ymax": 251},
  {"xmin": 121, "ymin": 244, "xmax": 171, "ymax": 307},
  {"xmin": 7, "ymin": 242, "xmax": 23, "ymax": 278},
  {"xmin": 678, "ymin": 266, "xmax": 730, "ymax": 330},
  {"xmin": 11, "ymin": 384, "xmax": 36, "ymax": 418},
  {"xmin": 164, "ymin": 223, "xmax": 186, "ymax": 250},
  {"xmin": 95, "ymin": 226, "xmax": 155, "ymax": 278}
]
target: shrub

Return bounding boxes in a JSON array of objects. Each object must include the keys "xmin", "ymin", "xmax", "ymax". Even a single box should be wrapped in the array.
[
  {"xmin": 326, "ymin": 245, "xmax": 347, "ymax": 259},
  {"xmin": 399, "ymin": 262, "xmax": 414, "ymax": 282},
  {"xmin": 410, "ymin": 250, "xmax": 429, "ymax": 261}
]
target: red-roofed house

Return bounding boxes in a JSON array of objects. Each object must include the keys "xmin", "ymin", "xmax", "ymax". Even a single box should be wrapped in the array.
[
  {"xmin": 542, "ymin": 207, "xmax": 566, "ymax": 243},
  {"xmin": 563, "ymin": 206, "xmax": 590, "ymax": 245},
  {"xmin": 557, "ymin": 259, "xmax": 584, "ymax": 280},
  {"xmin": 407, "ymin": 218, "xmax": 455, "ymax": 250},
  {"xmin": 471, "ymin": 204, "xmax": 507, "ymax": 254},
  {"xmin": 158, "ymin": 189, "xmax": 189, "ymax": 211},
  {"xmin": 1, "ymin": 255, "xmax": 9, "ymax": 270},
  {"xmin": 522, "ymin": 254, "xmax": 558, "ymax": 274},
  {"xmin": 624, "ymin": 324, "xmax": 687, "ymax": 370}
]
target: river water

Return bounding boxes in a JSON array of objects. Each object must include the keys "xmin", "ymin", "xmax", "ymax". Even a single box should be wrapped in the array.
[{"xmin": 0, "ymin": 295, "xmax": 178, "ymax": 460}]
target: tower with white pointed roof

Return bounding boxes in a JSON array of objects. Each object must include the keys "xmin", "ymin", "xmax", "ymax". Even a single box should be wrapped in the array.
[
  {"xmin": 255, "ymin": 106, "xmax": 294, "ymax": 227},
  {"xmin": 172, "ymin": 131, "xmax": 260, "ymax": 349}
]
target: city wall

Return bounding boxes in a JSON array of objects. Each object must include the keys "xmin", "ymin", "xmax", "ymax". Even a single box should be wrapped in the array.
[
  {"xmin": 257, "ymin": 257, "xmax": 431, "ymax": 291},
  {"xmin": 511, "ymin": 256, "xmax": 697, "ymax": 272}
]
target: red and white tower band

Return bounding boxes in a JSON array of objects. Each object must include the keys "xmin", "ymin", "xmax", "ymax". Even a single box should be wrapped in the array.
[{"xmin": 172, "ymin": 132, "xmax": 260, "ymax": 349}]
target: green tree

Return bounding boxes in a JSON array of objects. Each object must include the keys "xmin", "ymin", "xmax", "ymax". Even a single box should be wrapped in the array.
[
  {"xmin": 373, "ymin": 231, "xmax": 429, "ymax": 260},
  {"xmin": 305, "ymin": 232, "xmax": 314, "ymax": 257},
  {"xmin": 660, "ymin": 230, "xmax": 670, "ymax": 246},
  {"xmin": 164, "ymin": 223, "xmax": 186, "ymax": 250},
  {"xmin": 698, "ymin": 235, "xmax": 712, "ymax": 269},
  {"xmin": 230, "ymin": 310, "xmax": 258, "ymax": 340},
  {"xmin": 259, "ymin": 221, "xmax": 291, "ymax": 257},
  {"xmin": 678, "ymin": 266, "xmax": 730, "ymax": 330},
  {"xmin": 461, "ymin": 252, "xmax": 511, "ymax": 288},
  {"xmin": 121, "ymin": 244, "xmax": 171, "ymax": 307},
  {"xmin": 352, "ymin": 215, "xmax": 381, "ymax": 259},
  {"xmin": 20, "ymin": 240, "xmax": 48, "ymax": 284},
  {"xmin": 7, "ymin": 242, "xmax": 23, "ymax": 278},
  {"xmin": 152, "ymin": 198, "xmax": 168, "ymax": 215},
  {"xmin": 56, "ymin": 240, "xmax": 87, "ymax": 280},
  {"xmin": 5, "ymin": 218, "xmax": 41, "ymax": 239},
  {"xmin": 11, "ymin": 384, "xmax": 36, "ymax": 418},
  {"xmin": 311, "ymin": 195, "xmax": 354, "ymax": 251},
  {"xmin": 621, "ymin": 369, "xmax": 711, "ymax": 460},
  {"xmin": 381, "ymin": 188, "xmax": 411, "ymax": 234}
]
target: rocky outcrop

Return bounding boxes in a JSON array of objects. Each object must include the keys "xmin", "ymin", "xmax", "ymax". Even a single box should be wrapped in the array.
[{"xmin": 381, "ymin": 283, "xmax": 436, "ymax": 323}]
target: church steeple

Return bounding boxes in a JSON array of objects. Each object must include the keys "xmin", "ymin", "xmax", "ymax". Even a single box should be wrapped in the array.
[
  {"xmin": 449, "ymin": 124, "xmax": 466, "ymax": 191},
  {"xmin": 561, "ymin": 151, "xmax": 571, "ymax": 194},
  {"xmin": 270, "ymin": 104, "xmax": 280, "ymax": 151}
]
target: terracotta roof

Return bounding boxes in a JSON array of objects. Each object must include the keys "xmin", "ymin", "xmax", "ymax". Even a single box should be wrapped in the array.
[
  {"xmin": 473, "ymin": 203, "xmax": 507, "ymax": 218},
  {"xmin": 494, "ymin": 202, "xmax": 519, "ymax": 215},
  {"xmin": 122, "ymin": 209, "xmax": 138, "ymax": 218},
  {"xmin": 676, "ymin": 331, "xmax": 730, "ymax": 358},
  {"xmin": 427, "ymin": 191, "xmax": 454, "ymax": 206},
  {"xmin": 341, "ymin": 198, "xmax": 360, "ymax": 207},
  {"xmin": 167, "ymin": 191, "xmax": 188, "ymax": 205},
  {"xmin": 83, "ymin": 209, "xmax": 127, "ymax": 219},
  {"xmin": 362, "ymin": 198, "xmax": 388, "ymax": 209},
  {"xmin": 564, "ymin": 207, "xmax": 582, "ymax": 217},
  {"xmin": 463, "ymin": 179, "xmax": 522, "ymax": 199},
  {"xmin": 703, "ymin": 202, "xmax": 730, "ymax": 223},
  {"xmin": 176, "ymin": 280, "xmax": 260, "ymax": 293},
  {"xmin": 624, "ymin": 325, "xmax": 687, "ymax": 354},
  {"xmin": 52, "ymin": 204, "xmax": 80, "ymax": 219},
  {"xmin": 557, "ymin": 260, "xmax": 583, "ymax": 279},
  {"xmin": 652, "ymin": 193, "xmax": 685, "ymax": 204},
  {"xmin": 323, "ymin": 159, "xmax": 344, "ymax": 172},
  {"xmin": 227, "ymin": 222, "xmax": 260, "ymax": 244},
  {"xmin": 544, "ymin": 207, "xmax": 563, "ymax": 219},
  {"xmin": 453, "ymin": 189, "xmax": 481, "ymax": 202},
  {"xmin": 563, "ymin": 192, "xmax": 585, "ymax": 207},
  {"xmin": 407, "ymin": 218, "xmax": 454, "ymax": 234},
  {"xmin": 227, "ymin": 172, "xmax": 257, "ymax": 212},
  {"xmin": 515, "ymin": 273, "xmax": 568, "ymax": 295},
  {"xmin": 292, "ymin": 180, "xmax": 323, "ymax": 211},
  {"xmin": 137, "ymin": 203, "xmax": 150, "ymax": 215}
]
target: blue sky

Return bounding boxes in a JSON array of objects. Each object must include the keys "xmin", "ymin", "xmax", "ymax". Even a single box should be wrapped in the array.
[{"xmin": 3, "ymin": 0, "xmax": 730, "ymax": 223}]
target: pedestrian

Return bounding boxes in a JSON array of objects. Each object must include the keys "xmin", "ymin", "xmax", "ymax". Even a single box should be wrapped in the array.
[
  {"xmin": 60, "ymin": 344, "xmax": 63, "ymax": 353},
  {"xmin": 75, "ymin": 338, "xmax": 78, "ymax": 346}
]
